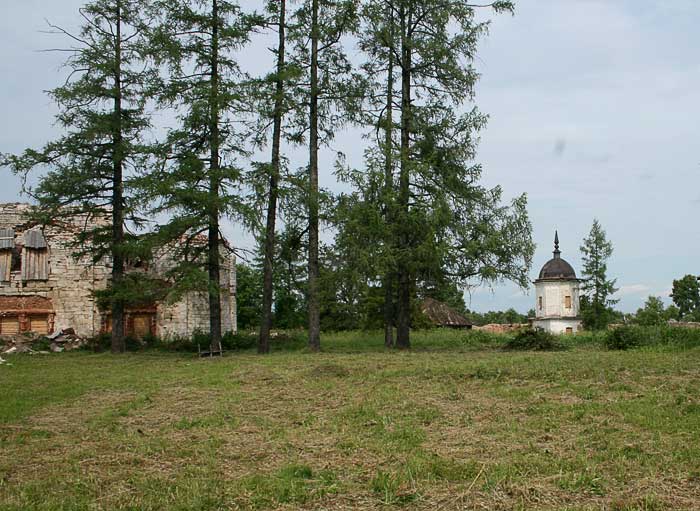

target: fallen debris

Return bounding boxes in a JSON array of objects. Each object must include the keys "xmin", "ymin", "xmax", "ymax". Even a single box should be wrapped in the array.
[
  {"xmin": 0, "ymin": 327, "xmax": 86, "ymax": 356},
  {"xmin": 473, "ymin": 323, "xmax": 528, "ymax": 334}
]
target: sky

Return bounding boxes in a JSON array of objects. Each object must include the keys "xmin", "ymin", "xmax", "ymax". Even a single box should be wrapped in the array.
[{"xmin": 1, "ymin": 0, "xmax": 698, "ymax": 313}]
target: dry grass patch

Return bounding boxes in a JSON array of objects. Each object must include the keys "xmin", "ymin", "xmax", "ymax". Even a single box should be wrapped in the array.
[{"xmin": 1, "ymin": 348, "xmax": 700, "ymax": 509}]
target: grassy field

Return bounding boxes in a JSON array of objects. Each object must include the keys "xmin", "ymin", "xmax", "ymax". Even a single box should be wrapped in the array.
[{"xmin": 1, "ymin": 330, "xmax": 700, "ymax": 510}]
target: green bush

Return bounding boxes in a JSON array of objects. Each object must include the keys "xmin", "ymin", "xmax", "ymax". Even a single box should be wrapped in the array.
[
  {"xmin": 605, "ymin": 326, "xmax": 640, "ymax": 350},
  {"xmin": 221, "ymin": 331, "xmax": 256, "ymax": 350},
  {"xmin": 85, "ymin": 333, "xmax": 111, "ymax": 352},
  {"xmin": 31, "ymin": 337, "xmax": 52, "ymax": 352},
  {"xmin": 604, "ymin": 325, "xmax": 700, "ymax": 350},
  {"xmin": 503, "ymin": 329, "xmax": 564, "ymax": 351},
  {"xmin": 461, "ymin": 329, "xmax": 507, "ymax": 348}
]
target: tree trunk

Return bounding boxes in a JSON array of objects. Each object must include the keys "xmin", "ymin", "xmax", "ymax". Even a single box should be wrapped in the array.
[
  {"xmin": 395, "ymin": 3, "xmax": 411, "ymax": 349},
  {"xmin": 111, "ymin": 0, "xmax": 126, "ymax": 354},
  {"xmin": 307, "ymin": 0, "xmax": 321, "ymax": 352},
  {"xmin": 383, "ymin": 12, "xmax": 395, "ymax": 349},
  {"xmin": 208, "ymin": 0, "xmax": 223, "ymax": 352},
  {"xmin": 259, "ymin": 0, "xmax": 287, "ymax": 354}
]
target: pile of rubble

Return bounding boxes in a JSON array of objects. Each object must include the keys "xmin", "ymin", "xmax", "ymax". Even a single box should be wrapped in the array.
[
  {"xmin": 0, "ymin": 328, "xmax": 86, "ymax": 358},
  {"xmin": 473, "ymin": 323, "xmax": 529, "ymax": 334}
]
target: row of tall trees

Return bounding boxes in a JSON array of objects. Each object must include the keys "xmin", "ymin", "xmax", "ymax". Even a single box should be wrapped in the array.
[{"xmin": 3, "ymin": 0, "xmax": 536, "ymax": 354}]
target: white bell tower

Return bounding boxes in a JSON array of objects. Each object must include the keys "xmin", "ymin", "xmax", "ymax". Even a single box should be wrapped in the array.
[{"xmin": 533, "ymin": 232, "xmax": 583, "ymax": 334}]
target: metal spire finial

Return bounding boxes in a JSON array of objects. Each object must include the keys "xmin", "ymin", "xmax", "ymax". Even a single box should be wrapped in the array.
[{"xmin": 553, "ymin": 230, "xmax": 561, "ymax": 258}]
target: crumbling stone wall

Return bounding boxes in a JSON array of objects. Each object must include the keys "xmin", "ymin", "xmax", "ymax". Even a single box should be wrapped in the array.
[
  {"xmin": 0, "ymin": 203, "xmax": 109, "ymax": 336},
  {"xmin": 0, "ymin": 203, "xmax": 237, "ymax": 338},
  {"xmin": 154, "ymin": 250, "xmax": 237, "ymax": 339}
]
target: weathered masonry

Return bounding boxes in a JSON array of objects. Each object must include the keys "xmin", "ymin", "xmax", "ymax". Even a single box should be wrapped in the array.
[{"xmin": 0, "ymin": 203, "xmax": 237, "ymax": 338}]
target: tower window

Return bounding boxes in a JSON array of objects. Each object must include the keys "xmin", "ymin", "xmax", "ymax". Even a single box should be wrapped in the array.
[
  {"xmin": 538, "ymin": 296, "xmax": 543, "ymax": 310},
  {"xmin": 565, "ymin": 295, "xmax": 572, "ymax": 309}
]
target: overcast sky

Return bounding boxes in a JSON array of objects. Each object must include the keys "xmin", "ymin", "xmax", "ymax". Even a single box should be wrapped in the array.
[{"xmin": 1, "ymin": 1, "xmax": 698, "ymax": 313}]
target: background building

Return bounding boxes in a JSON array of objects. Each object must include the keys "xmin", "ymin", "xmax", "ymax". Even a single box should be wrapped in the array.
[
  {"xmin": 533, "ymin": 232, "xmax": 583, "ymax": 334},
  {"xmin": 0, "ymin": 203, "xmax": 236, "ymax": 338}
]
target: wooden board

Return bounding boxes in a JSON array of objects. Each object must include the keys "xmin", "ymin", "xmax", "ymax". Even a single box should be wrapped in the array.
[
  {"xmin": 29, "ymin": 315, "xmax": 49, "ymax": 335},
  {"xmin": 131, "ymin": 314, "xmax": 153, "ymax": 339},
  {"xmin": 0, "ymin": 316, "xmax": 20, "ymax": 335}
]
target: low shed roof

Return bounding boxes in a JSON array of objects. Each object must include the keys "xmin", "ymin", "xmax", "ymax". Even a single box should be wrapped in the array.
[{"xmin": 420, "ymin": 297, "xmax": 472, "ymax": 328}]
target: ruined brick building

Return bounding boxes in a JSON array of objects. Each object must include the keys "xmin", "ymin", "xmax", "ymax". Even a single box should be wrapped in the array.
[{"xmin": 0, "ymin": 203, "xmax": 237, "ymax": 338}]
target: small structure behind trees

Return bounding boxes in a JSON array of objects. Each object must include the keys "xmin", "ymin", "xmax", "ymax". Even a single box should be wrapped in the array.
[{"xmin": 419, "ymin": 298, "xmax": 472, "ymax": 329}]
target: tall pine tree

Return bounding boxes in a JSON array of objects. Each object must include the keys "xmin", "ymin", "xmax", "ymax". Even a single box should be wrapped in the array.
[
  {"xmin": 2, "ymin": 0, "xmax": 156, "ymax": 353},
  {"xmin": 145, "ymin": 0, "xmax": 259, "ymax": 352},
  {"xmin": 256, "ymin": 0, "xmax": 290, "ymax": 354},
  {"xmin": 287, "ymin": 0, "xmax": 363, "ymax": 351},
  {"xmin": 579, "ymin": 219, "xmax": 618, "ymax": 330},
  {"xmin": 357, "ymin": 0, "xmax": 398, "ymax": 347},
  {"xmin": 350, "ymin": 0, "xmax": 529, "ymax": 349}
]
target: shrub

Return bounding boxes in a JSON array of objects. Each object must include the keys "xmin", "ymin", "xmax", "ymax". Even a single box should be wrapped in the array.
[
  {"xmin": 461, "ymin": 330, "xmax": 507, "ymax": 349},
  {"xmin": 31, "ymin": 336, "xmax": 52, "ymax": 352},
  {"xmin": 221, "ymin": 331, "xmax": 256, "ymax": 351},
  {"xmin": 605, "ymin": 326, "xmax": 640, "ymax": 350},
  {"xmin": 159, "ymin": 335, "xmax": 197, "ymax": 352},
  {"xmin": 604, "ymin": 325, "xmax": 700, "ymax": 350},
  {"xmin": 503, "ymin": 329, "xmax": 564, "ymax": 351},
  {"xmin": 85, "ymin": 333, "xmax": 111, "ymax": 352}
]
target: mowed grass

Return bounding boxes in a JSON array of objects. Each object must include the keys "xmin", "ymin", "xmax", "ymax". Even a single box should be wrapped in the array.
[{"xmin": 1, "ymin": 331, "xmax": 700, "ymax": 510}]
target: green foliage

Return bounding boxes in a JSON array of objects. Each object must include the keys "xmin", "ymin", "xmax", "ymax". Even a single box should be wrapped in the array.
[
  {"xmin": 605, "ymin": 326, "xmax": 639, "ymax": 351},
  {"xmin": 467, "ymin": 308, "xmax": 529, "ymax": 326},
  {"xmin": 333, "ymin": 0, "xmax": 531, "ymax": 348},
  {"xmin": 285, "ymin": 0, "xmax": 365, "ymax": 144},
  {"xmin": 1, "ymin": 0, "xmax": 156, "ymax": 255},
  {"xmin": 580, "ymin": 219, "xmax": 618, "ymax": 330},
  {"xmin": 31, "ymin": 337, "xmax": 52, "ymax": 352},
  {"xmin": 670, "ymin": 275, "xmax": 700, "ymax": 319},
  {"xmin": 605, "ymin": 325, "xmax": 700, "ymax": 350},
  {"xmin": 271, "ymin": 228, "xmax": 307, "ymax": 330},
  {"xmin": 503, "ymin": 329, "xmax": 564, "ymax": 351},
  {"xmin": 93, "ymin": 274, "xmax": 168, "ymax": 312},
  {"xmin": 236, "ymin": 264, "xmax": 263, "ymax": 330},
  {"xmin": 634, "ymin": 296, "xmax": 669, "ymax": 327},
  {"xmin": 139, "ymin": 0, "xmax": 262, "ymax": 330}
]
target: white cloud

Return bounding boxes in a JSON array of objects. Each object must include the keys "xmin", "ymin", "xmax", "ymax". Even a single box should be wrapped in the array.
[{"xmin": 615, "ymin": 284, "xmax": 651, "ymax": 297}]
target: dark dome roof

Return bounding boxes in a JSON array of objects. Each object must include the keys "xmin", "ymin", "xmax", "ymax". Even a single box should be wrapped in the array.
[
  {"xmin": 539, "ymin": 257, "xmax": 576, "ymax": 280},
  {"xmin": 537, "ymin": 231, "xmax": 577, "ymax": 280}
]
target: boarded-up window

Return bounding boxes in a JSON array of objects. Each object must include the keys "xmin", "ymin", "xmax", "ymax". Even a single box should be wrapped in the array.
[
  {"xmin": 28, "ymin": 315, "xmax": 49, "ymax": 335},
  {"xmin": 132, "ymin": 314, "xmax": 153, "ymax": 339},
  {"xmin": 22, "ymin": 230, "xmax": 49, "ymax": 281},
  {"xmin": 0, "ymin": 251, "xmax": 10, "ymax": 282},
  {"xmin": 565, "ymin": 327, "xmax": 573, "ymax": 334},
  {"xmin": 104, "ymin": 312, "xmax": 156, "ymax": 339},
  {"xmin": 0, "ymin": 316, "xmax": 19, "ymax": 335},
  {"xmin": 0, "ymin": 228, "xmax": 13, "ymax": 282},
  {"xmin": 565, "ymin": 295, "xmax": 572, "ymax": 308}
]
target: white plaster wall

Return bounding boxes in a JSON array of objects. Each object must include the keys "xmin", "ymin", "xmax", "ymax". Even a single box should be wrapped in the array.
[
  {"xmin": 535, "ymin": 280, "xmax": 580, "ymax": 319},
  {"xmin": 533, "ymin": 318, "xmax": 583, "ymax": 335}
]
